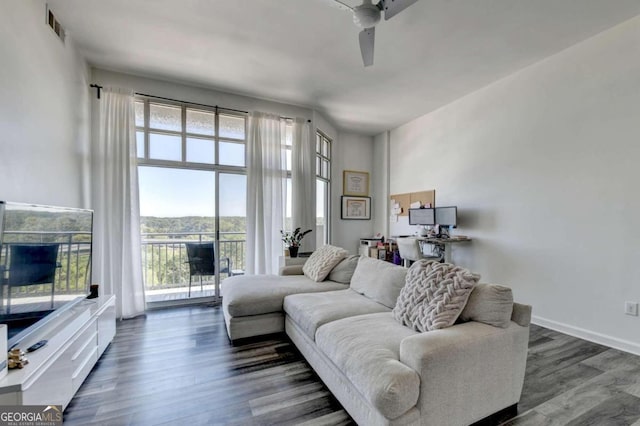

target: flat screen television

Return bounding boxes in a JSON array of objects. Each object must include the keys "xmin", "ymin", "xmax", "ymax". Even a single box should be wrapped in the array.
[
  {"xmin": 0, "ymin": 201, "xmax": 93, "ymax": 347},
  {"xmin": 435, "ymin": 206, "xmax": 457, "ymax": 228},
  {"xmin": 408, "ymin": 208, "xmax": 435, "ymax": 226}
]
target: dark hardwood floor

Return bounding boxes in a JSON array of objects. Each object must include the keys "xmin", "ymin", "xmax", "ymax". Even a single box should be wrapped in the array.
[
  {"xmin": 506, "ymin": 326, "xmax": 640, "ymax": 426},
  {"xmin": 63, "ymin": 305, "xmax": 640, "ymax": 426}
]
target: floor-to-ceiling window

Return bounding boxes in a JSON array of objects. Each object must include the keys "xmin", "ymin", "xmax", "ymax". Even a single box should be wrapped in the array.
[
  {"xmin": 282, "ymin": 126, "xmax": 332, "ymax": 248},
  {"xmin": 284, "ymin": 123, "xmax": 293, "ymax": 232},
  {"xmin": 316, "ymin": 131, "xmax": 331, "ymax": 246},
  {"xmin": 134, "ymin": 98, "xmax": 246, "ymax": 304}
]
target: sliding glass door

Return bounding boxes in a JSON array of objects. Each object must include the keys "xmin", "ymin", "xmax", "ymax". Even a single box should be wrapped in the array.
[
  {"xmin": 217, "ymin": 172, "xmax": 246, "ymax": 297},
  {"xmin": 135, "ymin": 97, "xmax": 247, "ymax": 305}
]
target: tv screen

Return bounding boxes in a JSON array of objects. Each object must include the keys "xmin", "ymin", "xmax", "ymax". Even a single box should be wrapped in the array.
[
  {"xmin": 0, "ymin": 202, "xmax": 93, "ymax": 343},
  {"xmin": 435, "ymin": 206, "xmax": 457, "ymax": 228},
  {"xmin": 408, "ymin": 208, "xmax": 435, "ymax": 225}
]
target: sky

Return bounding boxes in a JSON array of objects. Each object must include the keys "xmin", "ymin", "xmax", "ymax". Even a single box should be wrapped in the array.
[
  {"xmin": 138, "ymin": 166, "xmax": 324, "ymax": 220},
  {"xmin": 138, "ymin": 166, "xmax": 246, "ymax": 217}
]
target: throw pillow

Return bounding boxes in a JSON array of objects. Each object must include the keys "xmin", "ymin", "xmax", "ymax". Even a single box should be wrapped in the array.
[
  {"xmin": 350, "ymin": 256, "xmax": 408, "ymax": 308},
  {"xmin": 459, "ymin": 283, "xmax": 513, "ymax": 328},
  {"xmin": 392, "ymin": 260, "xmax": 480, "ymax": 332},
  {"xmin": 302, "ymin": 245, "xmax": 349, "ymax": 282},
  {"xmin": 327, "ymin": 255, "xmax": 360, "ymax": 284}
]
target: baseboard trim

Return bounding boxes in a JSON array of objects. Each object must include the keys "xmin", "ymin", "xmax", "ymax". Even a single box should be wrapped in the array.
[{"xmin": 532, "ymin": 315, "xmax": 640, "ymax": 356}]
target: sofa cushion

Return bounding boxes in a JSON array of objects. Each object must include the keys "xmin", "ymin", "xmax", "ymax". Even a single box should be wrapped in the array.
[
  {"xmin": 222, "ymin": 275, "xmax": 348, "ymax": 317},
  {"xmin": 393, "ymin": 260, "xmax": 479, "ymax": 332},
  {"xmin": 302, "ymin": 245, "xmax": 349, "ymax": 282},
  {"xmin": 315, "ymin": 312, "xmax": 420, "ymax": 420},
  {"xmin": 459, "ymin": 283, "xmax": 514, "ymax": 328},
  {"xmin": 284, "ymin": 289, "xmax": 390, "ymax": 340},
  {"xmin": 350, "ymin": 256, "xmax": 407, "ymax": 308},
  {"xmin": 327, "ymin": 255, "xmax": 360, "ymax": 284}
]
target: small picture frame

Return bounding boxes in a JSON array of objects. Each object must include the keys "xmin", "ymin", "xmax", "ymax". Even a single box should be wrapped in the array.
[
  {"xmin": 343, "ymin": 170, "xmax": 369, "ymax": 196},
  {"xmin": 341, "ymin": 196, "xmax": 371, "ymax": 220}
]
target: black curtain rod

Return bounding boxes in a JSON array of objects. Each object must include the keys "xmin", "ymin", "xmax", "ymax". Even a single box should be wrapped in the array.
[
  {"xmin": 89, "ymin": 84, "xmax": 103, "ymax": 99},
  {"xmin": 89, "ymin": 84, "xmax": 311, "ymax": 122},
  {"xmin": 135, "ymin": 91, "xmax": 248, "ymax": 115}
]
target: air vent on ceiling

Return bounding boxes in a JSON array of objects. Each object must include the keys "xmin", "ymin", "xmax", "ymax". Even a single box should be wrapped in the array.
[{"xmin": 46, "ymin": 4, "xmax": 65, "ymax": 43}]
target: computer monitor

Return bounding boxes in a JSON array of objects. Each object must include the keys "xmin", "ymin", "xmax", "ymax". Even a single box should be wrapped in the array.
[
  {"xmin": 435, "ymin": 206, "xmax": 457, "ymax": 228},
  {"xmin": 408, "ymin": 208, "xmax": 435, "ymax": 226}
]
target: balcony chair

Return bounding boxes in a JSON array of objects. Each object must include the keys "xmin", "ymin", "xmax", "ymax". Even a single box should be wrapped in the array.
[
  {"xmin": 185, "ymin": 242, "xmax": 231, "ymax": 297},
  {"xmin": 396, "ymin": 237, "xmax": 440, "ymax": 267},
  {"xmin": 4, "ymin": 243, "xmax": 61, "ymax": 313}
]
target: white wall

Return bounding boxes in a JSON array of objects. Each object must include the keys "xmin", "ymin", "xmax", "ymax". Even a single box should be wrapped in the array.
[
  {"xmin": 313, "ymin": 111, "xmax": 338, "ymax": 142},
  {"xmin": 92, "ymin": 69, "xmax": 313, "ymax": 121},
  {"xmin": 331, "ymin": 132, "xmax": 375, "ymax": 253},
  {"xmin": 0, "ymin": 1, "xmax": 90, "ymax": 208},
  {"xmin": 372, "ymin": 132, "xmax": 389, "ymax": 238},
  {"xmin": 388, "ymin": 16, "xmax": 640, "ymax": 354}
]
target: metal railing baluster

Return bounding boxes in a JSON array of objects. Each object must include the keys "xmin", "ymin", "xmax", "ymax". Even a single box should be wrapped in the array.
[{"xmin": 139, "ymin": 232, "xmax": 246, "ymax": 292}]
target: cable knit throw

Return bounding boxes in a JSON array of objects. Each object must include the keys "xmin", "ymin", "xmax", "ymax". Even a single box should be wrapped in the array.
[{"xmin": 393, "ymin": 260, "xmax": 480, "ymax": 332}]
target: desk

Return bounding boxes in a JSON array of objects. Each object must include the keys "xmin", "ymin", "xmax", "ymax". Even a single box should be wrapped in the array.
[
  {"xmin": 358, "ymin": 238, "xmax": 384, "ymax": 258},
  {"xmin": 417, "ymin": 237, "xmax": 472, "ymax": 263}
]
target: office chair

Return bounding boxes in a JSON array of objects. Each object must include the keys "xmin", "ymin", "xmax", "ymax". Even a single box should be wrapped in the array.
[
  {"xmin": 396, "ymin": 238, "xmax": 440, "ymax": 268},
  {"xmin": 5, "ymin": 244, "xmax": 61, "ymax": 313},
  {"xmin": 185, "ymin": 242, "xmax": 231, "ymax": 297}
]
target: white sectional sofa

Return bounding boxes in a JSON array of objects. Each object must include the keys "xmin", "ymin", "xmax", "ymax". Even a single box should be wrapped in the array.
[{"xmin": 221, "ymin": 253, "xmax": 531, "ymax": 426}]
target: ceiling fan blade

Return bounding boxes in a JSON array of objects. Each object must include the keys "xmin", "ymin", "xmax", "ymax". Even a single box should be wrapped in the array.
[
  {"xmin": 381, "ymin": 0, "xmax": 419, "ymax": 20},
  {"xmin": 323, "ymin": 0, "xmax": 353, "ymax": 12},
  {"xmin": 359, "ymin": 27, "xmax": 375, "ymax": 67}
]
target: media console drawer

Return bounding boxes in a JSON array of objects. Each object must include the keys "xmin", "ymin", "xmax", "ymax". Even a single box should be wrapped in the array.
[
  {"xmin": 69, "ymin": 319, "xmax": 98, "ymax": 365},
  {"xmin": 98, "ymin": 301, "xmax": 116, "ymax": 357},
  {"xmin": 22, "ymin": 351, "xmax": 72, "ymax": 406},
  {"xmin": 72, "ymin": 346, "xmax": 98, "ymax": 394}
]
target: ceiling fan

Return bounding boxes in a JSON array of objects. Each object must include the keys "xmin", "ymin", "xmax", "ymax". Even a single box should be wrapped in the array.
[{"xmin": 328, "ymin": 0, "xmax": 419, "ymax": 67}]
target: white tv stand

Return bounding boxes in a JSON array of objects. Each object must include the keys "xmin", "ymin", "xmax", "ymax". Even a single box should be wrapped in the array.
[{"xmin": 0, "ymin": 295, "xmax": 116, "ymax": 409}]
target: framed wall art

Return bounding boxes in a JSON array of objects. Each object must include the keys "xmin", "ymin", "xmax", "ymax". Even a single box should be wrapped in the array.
[
  {"xmin": 341, "ymin": 196, "xmax": 371, "ymax": 220},
  {"xmin": 343, "ymin": 170, "xmax": 369, "ymax": 197}
]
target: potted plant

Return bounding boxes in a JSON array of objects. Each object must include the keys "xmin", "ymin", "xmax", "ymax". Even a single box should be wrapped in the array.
[{"xmin": 280, "ymin": 227, "xmax": 312, "ymax": 258}]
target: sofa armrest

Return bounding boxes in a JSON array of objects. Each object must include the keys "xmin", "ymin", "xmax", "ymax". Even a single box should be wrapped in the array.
[
  {"xmin": 279, "ymin": 265, "xmax": 304, "ymax": 276},
  {"xmin": 399, "ymin": 321, "xmax": 529, "ymax": 425},
  {"xmin": 512, "ymin": 302, "xmax": 532, "ymax": 327}
]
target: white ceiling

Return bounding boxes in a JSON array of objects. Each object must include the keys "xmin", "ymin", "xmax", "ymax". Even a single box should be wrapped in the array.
[{"xmin": 49, "ymin": 0, "xmax": 640, "ymax": 135}]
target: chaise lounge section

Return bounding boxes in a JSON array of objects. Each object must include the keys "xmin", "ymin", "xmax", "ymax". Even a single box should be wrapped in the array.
[
  {"xmin": 222, "ymin": 273, "xmax": 349, "ymax": 341},
  {"xmin": 222, "ymin": 251, "xmax": 359, "ymax": 340}
]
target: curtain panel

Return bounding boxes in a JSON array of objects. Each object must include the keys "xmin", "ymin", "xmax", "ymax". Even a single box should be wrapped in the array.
[
  {"xmin": 291, "ymin": 119, "xmax": 316, "ymax": 252},
  {"xmin": 91, "ymin": 88, "xmax": 146, "ymax": 319},
  {"xmin": 246, "ymin": 112, "xmax": 286, "ymax": 275}
]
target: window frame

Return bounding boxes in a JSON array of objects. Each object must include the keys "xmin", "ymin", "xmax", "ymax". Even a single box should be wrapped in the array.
[
  {"xmin": 316, "ymin": 130, "xmax": 332, "ymax": 245},
  {"xmin": 135, "ymin": 96, "xmax": 247, "ymax": 174}
]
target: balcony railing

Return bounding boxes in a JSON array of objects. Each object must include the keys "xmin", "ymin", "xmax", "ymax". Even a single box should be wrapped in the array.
[
  {"xmin": 141, "ymin": 232, "xmax": 246, "ymax": 290},
  {"xmin": 1, "ymin": 230, "xmax": 247, "ymax": 299},
  {"xmin": 0, "ymin": 231, "xmax": 92, "ymax": 296}
]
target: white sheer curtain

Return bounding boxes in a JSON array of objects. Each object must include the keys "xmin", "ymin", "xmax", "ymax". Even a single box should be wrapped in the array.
[
  {"xmin": 291, "ymin": 119, "xmax": 316, "ymax": 252},
  {"xmin": 92, "ymin": 87, "xmax": 146, "ymax": 319},
  {"xmin": 246, "ymin": 112, "xmax": 286, "ymax": 275}
]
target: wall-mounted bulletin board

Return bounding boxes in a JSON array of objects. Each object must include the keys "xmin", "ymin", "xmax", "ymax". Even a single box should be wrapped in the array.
[{"xmin": 390, "ymin": 190, "xmax": 435, "ymax": 216}]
